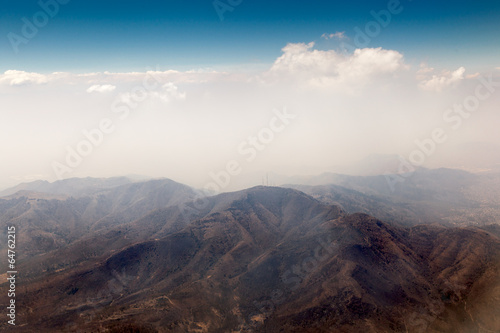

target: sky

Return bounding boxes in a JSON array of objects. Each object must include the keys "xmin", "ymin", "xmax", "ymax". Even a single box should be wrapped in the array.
[{"xmin": 1, "ymin": 0, "xmax": 500, "ymax": 191}]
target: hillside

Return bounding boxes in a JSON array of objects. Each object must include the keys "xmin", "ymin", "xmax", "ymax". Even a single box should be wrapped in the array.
[
  {"xmin": 284, "ymin": 168, "xmax": 500, "ymax": 227},
  {"xmin": 0, "ymin": 178, "xmax": 197, "ymax": 259},
  {"xmin": 1, "ymin": 186, "xmax": 498, "ymax": 332}
]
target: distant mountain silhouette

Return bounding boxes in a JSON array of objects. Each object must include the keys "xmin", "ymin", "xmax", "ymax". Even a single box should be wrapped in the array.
[
  {"xmin": 0, "ymin": 176, "xmax": 135, "ymax": 197},
  {"xmin": 284, "ymin": 168, "xmax": 500, "ymax": 227}
]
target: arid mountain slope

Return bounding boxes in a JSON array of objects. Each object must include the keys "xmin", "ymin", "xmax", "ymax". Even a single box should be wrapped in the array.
[
  {"xmin": 0, "ymin": 178, "xmax": 197, "ymax": 260},
  {"xmin": 2, "ymin": 186, "xmax": 499, "ymax": 332}
]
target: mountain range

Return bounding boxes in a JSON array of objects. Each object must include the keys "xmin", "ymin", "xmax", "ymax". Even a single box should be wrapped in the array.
[{"xmin": 0, "ymin": 169, "xmax": 499, "ymax": 332}]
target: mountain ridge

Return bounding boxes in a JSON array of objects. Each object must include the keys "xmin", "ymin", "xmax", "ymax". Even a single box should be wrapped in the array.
[{"xmin": 1, "ymin": 185, "xmax": 498, "ymax": 332}]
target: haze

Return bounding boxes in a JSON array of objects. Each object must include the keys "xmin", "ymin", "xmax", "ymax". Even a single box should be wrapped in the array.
[{"xmin": 1, "ymin": 0, "xmax": 500, "ymax": 191}]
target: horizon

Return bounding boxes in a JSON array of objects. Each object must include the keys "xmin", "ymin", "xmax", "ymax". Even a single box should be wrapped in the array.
[{"xmin": 0, "ymin": 163, "xmax": 495, "ymax": 195}]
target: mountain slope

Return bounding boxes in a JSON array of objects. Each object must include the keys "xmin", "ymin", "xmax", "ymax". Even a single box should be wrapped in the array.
[
  {"xmin": 0, "ymin": 178, "xmax": 198, "ymax": 260},
  {"xmin": 4, "ymin": 186, "xmax": 499, "ymax": 332},
  {"xmin": 284, "ymin": 168, "xmax": 500, "ymax": 227}
]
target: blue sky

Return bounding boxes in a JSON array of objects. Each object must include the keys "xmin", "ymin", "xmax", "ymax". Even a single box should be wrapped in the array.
[{"xmin": 1, "ymin": 0, "xmax": 499, "ymax": 72}]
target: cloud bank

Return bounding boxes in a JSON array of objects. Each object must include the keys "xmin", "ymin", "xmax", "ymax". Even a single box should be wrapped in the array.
[
  {"xmin": 417, "ymin": 64, "xmax": 466, "ymax": 92},
  {"xmin": 1, "ymin": 41, "xmax": 498, "ymax": 190},
  {"xmin": 86, "ymin": 84, "xmax": 116, "ymax": 93},
  {"xmin": 265, "ymin": 43, "xmax": 407, "ymax": 91}
]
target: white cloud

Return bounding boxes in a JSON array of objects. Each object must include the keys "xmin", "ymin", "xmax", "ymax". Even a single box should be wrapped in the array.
[
  {"xmin": 266, "ymin": 42, "xmax": 406, "ymax": 91},
  {"xmin": 2, "ymin": 41, "xmax": 499, "ymax": 190},
  {"xmin": 75, "ymin": 69, "xmax": 228, "ymax": 84},
  {"xmin": 0, "ymin": 68, "xmax": 230, "ymax": 89},
  {"xmin": 415, "ymin": 63, "xmax": 434, "ymax": 81},
  {"xmin": 157, "ymin": 82, "xmax": 186, "ymax": 101},
  {"xmin": 321, "ymin": 32, "xmax": 346, "ymax": 40},
  {"xmin": 86, "ymin": 84, "xmax": 116, "ymax": 93},
  {"xmin": 417, "ymin": 64, "xmax": 466, "ymax": 92},
  {"xmin": 0, "ymin": 70, "xmax": 49, "ymax": 86},
  {"xmin": 118, "ymin": 82, "xmax": 186, "ymax": 105}
]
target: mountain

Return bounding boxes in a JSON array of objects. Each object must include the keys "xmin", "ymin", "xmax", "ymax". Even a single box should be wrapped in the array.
[
  {"xmin": 0, "ymin": 177, "xmax": 135, "ymax": 198},
  {"xmin": 2, "ymin": 186, "xmax": 499, "ymax": 332},
  {"xmin": 279, "ymin": 168, "xmax": 477, "ymax": 198},
  {"xmin": 427, "ymin": 142, "xmax": 500, "ymax": 173},
  {"xmin": 338, "ymin": 153, "xmax": 409, "ymax": 176},
  {"xmin": 0, "ymin": 178, "xmax": 198, "ymax": 259},
  {"xmin": 283, "ymin": 168, "xmax": 500, "ymax": 227},
  {"xmin": 284, "ymin": 183, "xmax": 426, "ymax": 226}
]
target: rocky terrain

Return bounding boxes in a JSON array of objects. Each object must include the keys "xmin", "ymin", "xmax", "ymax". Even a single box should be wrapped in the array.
[{"xmin": 0, "ymin": 172, "xmax": 499, "ymax": 332}]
